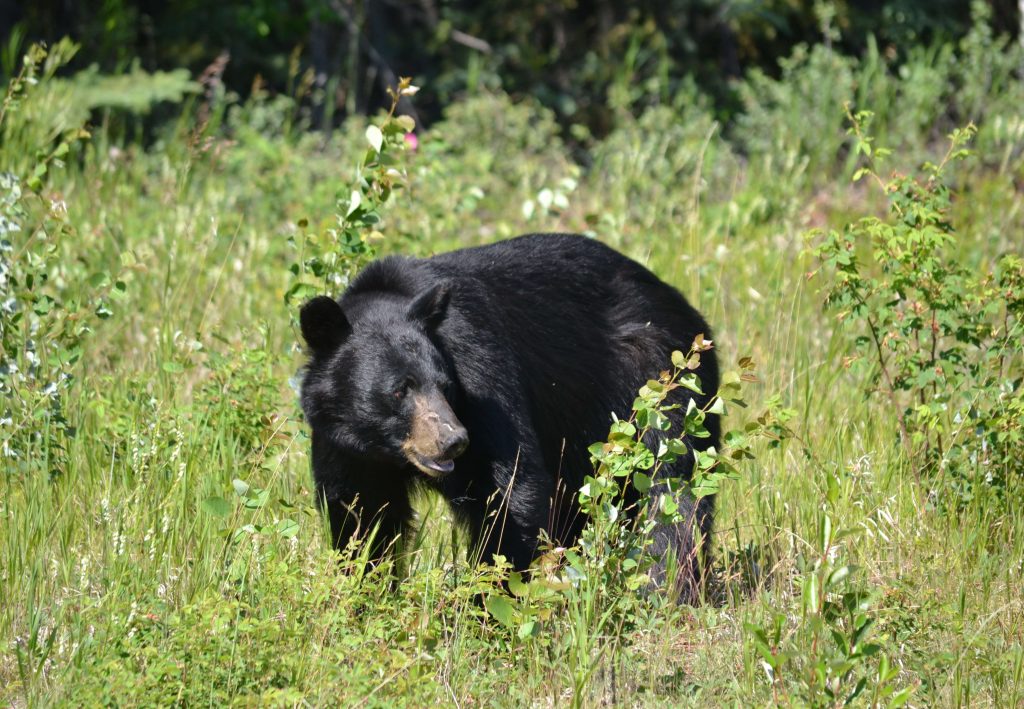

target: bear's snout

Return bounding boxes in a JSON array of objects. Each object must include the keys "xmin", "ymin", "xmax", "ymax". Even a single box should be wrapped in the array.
[
  {"xmin": 402, "ymin": 392, "xmax": 468, "ymax": 477},
  {"xmin": 440, "ymin": 426, "xmax": 469, "ymax": 461}
]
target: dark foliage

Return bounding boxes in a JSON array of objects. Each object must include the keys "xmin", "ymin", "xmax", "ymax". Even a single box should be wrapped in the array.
[{"xmin": 2, "ymin": 1, "xmax": 1017, "ymax": 134}]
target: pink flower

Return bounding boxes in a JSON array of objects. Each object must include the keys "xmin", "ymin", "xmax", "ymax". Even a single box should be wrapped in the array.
[{"xmin": 403, "ymin": 133, "xmax": 419, "ymax": 151}]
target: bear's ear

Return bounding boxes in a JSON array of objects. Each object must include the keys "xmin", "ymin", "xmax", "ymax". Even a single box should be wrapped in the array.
[
  {"xmin": 407, "ymin": 282, "xmax": 451, "ymax": 330},
  {"xmin": 300, "ymin": 296, "xmax": 350, "ymax": 354}
]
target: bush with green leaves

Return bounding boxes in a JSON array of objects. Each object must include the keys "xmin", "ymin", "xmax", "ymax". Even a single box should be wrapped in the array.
[
  {"xmin": 732, "ymin": 3, "xmax": 1024, "ymax": 196},
  {"xmin": 812, "ymin": 108, "xmax": 1024, "ymax": 505},
  {"xmin": 587, "ymin": 97, "xmax": 736, "ymax": 244},
  {"xmin": 398, "ymin": 92, "xmax": 576, "ymax": 248},
  {"xmin": 953, "ymin": 1, "xmax": 1024, "ymax": 128},
  {"xmin": 480, "ymin": 340, "xmax": 791, "ymax": 706},
  {"xmin": 0, "ymin": 43, "xmax": 124, "ymax": 477},
  {"xmin": 734, "ymin": 43, "xmax": 854, "ymax": 192},
  {"xmin": 284, "ymin": 77, "xmax": 419, "ymax": 312}
]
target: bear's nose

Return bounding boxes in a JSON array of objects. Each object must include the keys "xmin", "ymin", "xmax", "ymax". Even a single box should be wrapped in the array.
[{"xmin": 441, "ymin": 429, "xmax": 469, "ymax": 460}]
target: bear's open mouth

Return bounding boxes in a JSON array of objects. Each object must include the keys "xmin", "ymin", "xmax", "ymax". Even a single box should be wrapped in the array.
[{"xmin": 410, "ymin": 454, "xmax": 455, "ymax": 476}]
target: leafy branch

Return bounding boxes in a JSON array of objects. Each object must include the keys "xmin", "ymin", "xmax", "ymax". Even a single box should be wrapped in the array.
[{"xmin": 285, "ymin": 77, "xmax": 419, "ymax": 312}]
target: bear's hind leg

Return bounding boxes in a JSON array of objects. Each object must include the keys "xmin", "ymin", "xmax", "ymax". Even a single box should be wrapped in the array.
[{"xmin": 648, "ymin": 492, "xmax": 714, "ymax": 604}]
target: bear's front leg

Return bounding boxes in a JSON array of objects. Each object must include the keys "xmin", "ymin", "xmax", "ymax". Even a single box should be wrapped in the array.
[
  {"xmin": 320, "ymin": 484, "xmax": 412, "ymax": 564},
  {"xmin": 455, "ymin": 454, "xmax": 554, "ymax": 574},
  {"xmin": 313, "ymin": 434, "xmax": 414, "ymax": 565}
]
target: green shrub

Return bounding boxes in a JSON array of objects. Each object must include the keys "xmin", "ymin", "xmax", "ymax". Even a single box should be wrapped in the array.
[
  {"xmin": 587, "ymin": 97, "xmax": 736, "ymax": 244},
  {"xmin": 734, "ymin": 44, "xmax": 854, "ymax": 187},
  {"xmin": 284, "ymin": 78, "xmax": 419, "ymax": 311},
  {"xmin": 812, "ymin": 109, "xmax": 1024, "ymax": 506},
  {"xmin": 480, "ymin": 341, "xmax": 789, "ymax": 706},
  {"xmin": 399, "ymin": 92, "xmax": 576, "ymax": 248},
  {"xmin": 0, "ymin": 44, "xmax": 124, "ymax": 477}
]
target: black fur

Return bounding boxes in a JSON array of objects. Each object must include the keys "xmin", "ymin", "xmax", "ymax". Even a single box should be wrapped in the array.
[{"xmin": 299, "ymin": 233, "xmax": 720, "ymax": 601}]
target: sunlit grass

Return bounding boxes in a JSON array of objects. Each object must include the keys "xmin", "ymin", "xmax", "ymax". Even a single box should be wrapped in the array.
[{"xmin": 2, "ymin": 77, "xmax": 1023, "ymax": 705}]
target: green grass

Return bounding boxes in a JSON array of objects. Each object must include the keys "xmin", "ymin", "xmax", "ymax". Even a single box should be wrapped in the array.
[{"xmin": 2, "ymin": 64, "xmax": 1024, "ymax": 706}]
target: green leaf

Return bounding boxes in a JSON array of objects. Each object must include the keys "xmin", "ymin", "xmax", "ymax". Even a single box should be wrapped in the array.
[
  {"xmin": 723, "ymin": 429, "xmax": 745, "ymax": 447},
  {"xmin": 845, "ymin": 677, "xmax": 868, "ymax": 704},
  {"xmin": 827, "ymin": 565, "xmax": 851, "ymax": 588},
  {"xmin": 346, "ymin": 190, "xmax": 362, "ymax": 217},
  {"xmin": 677, "ymin": 373, "xmax": 704, "ymax": 394},
  {"xmin": 888, "ymin": 686, "xmax": 915, "ymax": 707},
  {"xmin": 277, "ymin": 518, "xmax": 299, "ymax": 538},
  {"xmin": 284, "ymin": 282, "xmax": 319, "ymax": 304},
  {"xmin": 393, "ymin": 115, "xmax": 415, "ymax": 133},
  {"xmin": 485, "ymin": 594, "xmax": 515, "ymax": 628},
  {"xmin": 826, "ymin": 470, "xmax": 841, "ymax": 506},
  {"xmin": 88, "ymin": 272, "xmax": 110, "ymax": 288},
  {"xmin": 508, "ymin": 571, "xmax": 530, "ymax": 598},
  {"xmin": 517, "ymin": 620, "xmax": 537, "ymax": 640},
  {"xmin": 243, "ymin": 488, "xmax": 270, "ymax": 509},
  {"xmin": 202, "ymin": 496, "xmax": 231, "ymax": 518},
  {"xmin": 803, "ymin": 572, "xmax": 820, "ymax": 615},
  {"xmin": 820, "ymin": 514, "xmax": 833, "ymax": 549},
  {"xmin": 633, "ymin": 472, "xmax": 652, "ymax": 493},
  {"xmin": 232, "ymin": 479, "xmax": 250, "ymax": 497},
  {"xmin": 366, "ymin": 125, "xmax": 384, "ymax": 153}
]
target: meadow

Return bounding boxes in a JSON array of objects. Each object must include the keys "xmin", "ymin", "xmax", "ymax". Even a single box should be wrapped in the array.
[{"xmin": 2, "ymin": 12, "xmax": 1024, "ymax": 706}]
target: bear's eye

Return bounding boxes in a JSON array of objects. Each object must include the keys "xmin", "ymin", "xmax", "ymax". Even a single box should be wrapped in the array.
[{"xmin": 393, "ymin": 376, "xmax": 415, "ymax": 400}]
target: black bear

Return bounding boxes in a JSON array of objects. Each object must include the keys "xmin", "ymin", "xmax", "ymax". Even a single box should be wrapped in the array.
[{"xmin": 299, "ymin": 233, "xmax": 719, "ymax": 601}]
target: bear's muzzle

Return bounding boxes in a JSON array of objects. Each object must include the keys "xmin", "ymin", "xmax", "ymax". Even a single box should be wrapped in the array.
[{"xmin": 402, "ymin": 391, "xmax": 468, "ymax": 477}]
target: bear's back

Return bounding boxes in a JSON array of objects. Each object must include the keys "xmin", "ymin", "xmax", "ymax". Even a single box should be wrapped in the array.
[{"xmin": 425, "ymin": 233, "xmax": 717, "ymax": 495}]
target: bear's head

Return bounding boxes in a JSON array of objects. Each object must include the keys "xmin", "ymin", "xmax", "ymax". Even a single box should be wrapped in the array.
[{"xmin": 299, "ymin": 283, "xmax": 468, "ymax": 478}]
